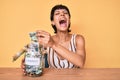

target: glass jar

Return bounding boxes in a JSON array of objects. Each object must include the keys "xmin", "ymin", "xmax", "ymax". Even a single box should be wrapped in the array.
[
  {"xmin": 24, "ymin": 32, "xmax": 44, "ymax": 77},
  {"xmin": 25, "ymin": 42, "xmax": 43, "ymax": 77},
  {"xmin": 13, "ymin": 32, "xmax": 45, "ymax": 77}
]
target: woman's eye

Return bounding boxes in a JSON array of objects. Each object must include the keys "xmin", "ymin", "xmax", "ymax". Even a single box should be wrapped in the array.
[
  {"xmin": 64, "ymin": 12, "xmax": 68, "ymax": 14},
  {"xmin": 54, "ymin": 11, "xmax": 68, "ymax": 15},
  {"xmin": 55, "ymin": 13, "xmax": 60, "ymax": 15}
]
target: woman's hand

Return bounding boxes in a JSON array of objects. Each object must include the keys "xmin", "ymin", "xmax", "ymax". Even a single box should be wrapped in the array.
[
  {"xmin": 36, "ymin": 30, "xmax": 55, "ymax": 48},
  {"xmin": 21, "ymin": 58, "xmax": 27, "ymax": 76}
]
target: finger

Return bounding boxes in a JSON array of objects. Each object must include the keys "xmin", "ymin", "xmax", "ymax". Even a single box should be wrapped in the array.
[
  {"xmin": 37, "ymin": 34, "xmax": 49, "ymax": 44},
  {"xmin": 21, "ymin": 58, "xmax": 25, "ymax": 68},
  {"xmin": 36, "ymin": 30, "xmax": 49, "ymax": 34},
  {"xmin": 37, "ymin": 35, "xmax": 50, "ymax": 42},
  {"xmin": 36, "ymin": 34, "xmax": 47, "ymax": 38},
  {"xmin": 21, "ymin": 58, "xmax": 27, "ymax": 76},
  {"xmin": 23, "ymin": 72, "xmax": 27, "ymax": 76},
  {"xmin": 36, "ymin": 30, "xmax": 50, "ymax": 37},
  {"xmin": 22, "ymin": 69, "xmax": 27, "ymax": 76},
  {"xmin": 37, "ymin": 36, "xmax": 44, "ymax": 42}
]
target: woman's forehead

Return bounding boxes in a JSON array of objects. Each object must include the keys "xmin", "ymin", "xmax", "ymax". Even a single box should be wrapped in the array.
[{"xmin": 54, "ymin": 9, "xmax": 68, "ymax": 12}]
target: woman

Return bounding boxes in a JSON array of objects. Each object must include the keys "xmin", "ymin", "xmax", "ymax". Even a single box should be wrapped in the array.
[{"xmin": 36, "ymin": 4, "xmax": 86, "ymax": 68}]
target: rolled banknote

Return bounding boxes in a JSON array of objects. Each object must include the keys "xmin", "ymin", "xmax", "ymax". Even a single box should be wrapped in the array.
[
  {"xmin": 13, "ymin": 32, "xmax": 38, "ymax": 62},
  {"xmin": 29, "ymin": 32, "xmax": 38, "ymax": 42},
  {"xmin": 12, "ymin": 32, "xmax": 46, "ymax": 62},
  {"xmin": 12, "ymin": 44, "xmax": 28, "ymax": 62}
]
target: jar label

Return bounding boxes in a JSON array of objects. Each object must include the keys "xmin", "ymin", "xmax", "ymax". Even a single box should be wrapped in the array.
[{"xmin": 25, "ymin": 57, "xmax": 40, "ymax": 66}]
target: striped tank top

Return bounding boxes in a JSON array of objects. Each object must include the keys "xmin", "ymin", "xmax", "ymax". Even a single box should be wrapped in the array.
[{"xmin": 47, "ymin": 34, "xmax": 77, "ymax": 68}]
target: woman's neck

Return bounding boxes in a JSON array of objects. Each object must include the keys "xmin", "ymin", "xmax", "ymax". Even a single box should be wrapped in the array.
[{"xmin": 56, "ymin": 32, "xmax": 70, "ymax": 43}]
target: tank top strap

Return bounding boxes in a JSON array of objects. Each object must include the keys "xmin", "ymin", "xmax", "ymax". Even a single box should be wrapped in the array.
[{"xmin": 70, "ymin": 34, "xmax": 77, "ymax": 52}]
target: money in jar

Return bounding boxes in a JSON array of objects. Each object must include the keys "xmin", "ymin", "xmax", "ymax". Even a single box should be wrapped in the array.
[{"xmin": 24, "ymin": 32, "xmax": 44, "ymax": 77}]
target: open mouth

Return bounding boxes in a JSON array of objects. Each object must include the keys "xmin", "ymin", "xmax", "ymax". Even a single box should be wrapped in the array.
[{"xmin": 59, "ymin": 20, "xmax": 67, "ymax": 27}]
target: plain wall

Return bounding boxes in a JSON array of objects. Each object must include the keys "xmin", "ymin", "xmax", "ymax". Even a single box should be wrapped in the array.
[{"xmin": 0, "ymin": 0, "xmax": 120, "ymax": 68}]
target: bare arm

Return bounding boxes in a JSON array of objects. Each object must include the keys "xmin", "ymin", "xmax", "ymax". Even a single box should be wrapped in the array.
[
  {"xmin": 52, "ymin": 35, "xmax": 86, "ymax": 68},
  {"xmin": 36, "ymin": 30, "xmax": 86, "ymax": 68}
]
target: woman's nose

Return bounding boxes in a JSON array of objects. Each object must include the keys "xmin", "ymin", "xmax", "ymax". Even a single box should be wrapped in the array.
[{"xmin": 60, "ymin": 12, "xmax": 65, "ymax": 16}]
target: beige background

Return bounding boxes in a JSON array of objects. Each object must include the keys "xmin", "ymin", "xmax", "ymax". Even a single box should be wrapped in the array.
[{"xmin": 0, "ymin": 0, "xmax": 120, "ymax": 68}]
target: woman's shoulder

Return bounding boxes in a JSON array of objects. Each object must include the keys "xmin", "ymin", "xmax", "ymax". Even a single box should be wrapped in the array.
[
  {"xmin": 74, "ymin": 34, "xmax": 85, "ymax": 44},
  {"xmin": 72, "ymin": 34, "xmax": 85, "ymax": 40}
]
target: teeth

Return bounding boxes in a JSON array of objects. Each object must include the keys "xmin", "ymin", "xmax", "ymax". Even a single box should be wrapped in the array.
[{"xmin": 59, "ymin": 20, "xmax": 66, "ymax": 24}]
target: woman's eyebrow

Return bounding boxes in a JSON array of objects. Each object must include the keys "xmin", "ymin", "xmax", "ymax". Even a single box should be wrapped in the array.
[
  {"xmin": 55, "ymin": 10, "xmax": 67, "ymax": 13},
  {"xmin": 55, "ymin": 10, "xmax": 60, "ymax": 13}
]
